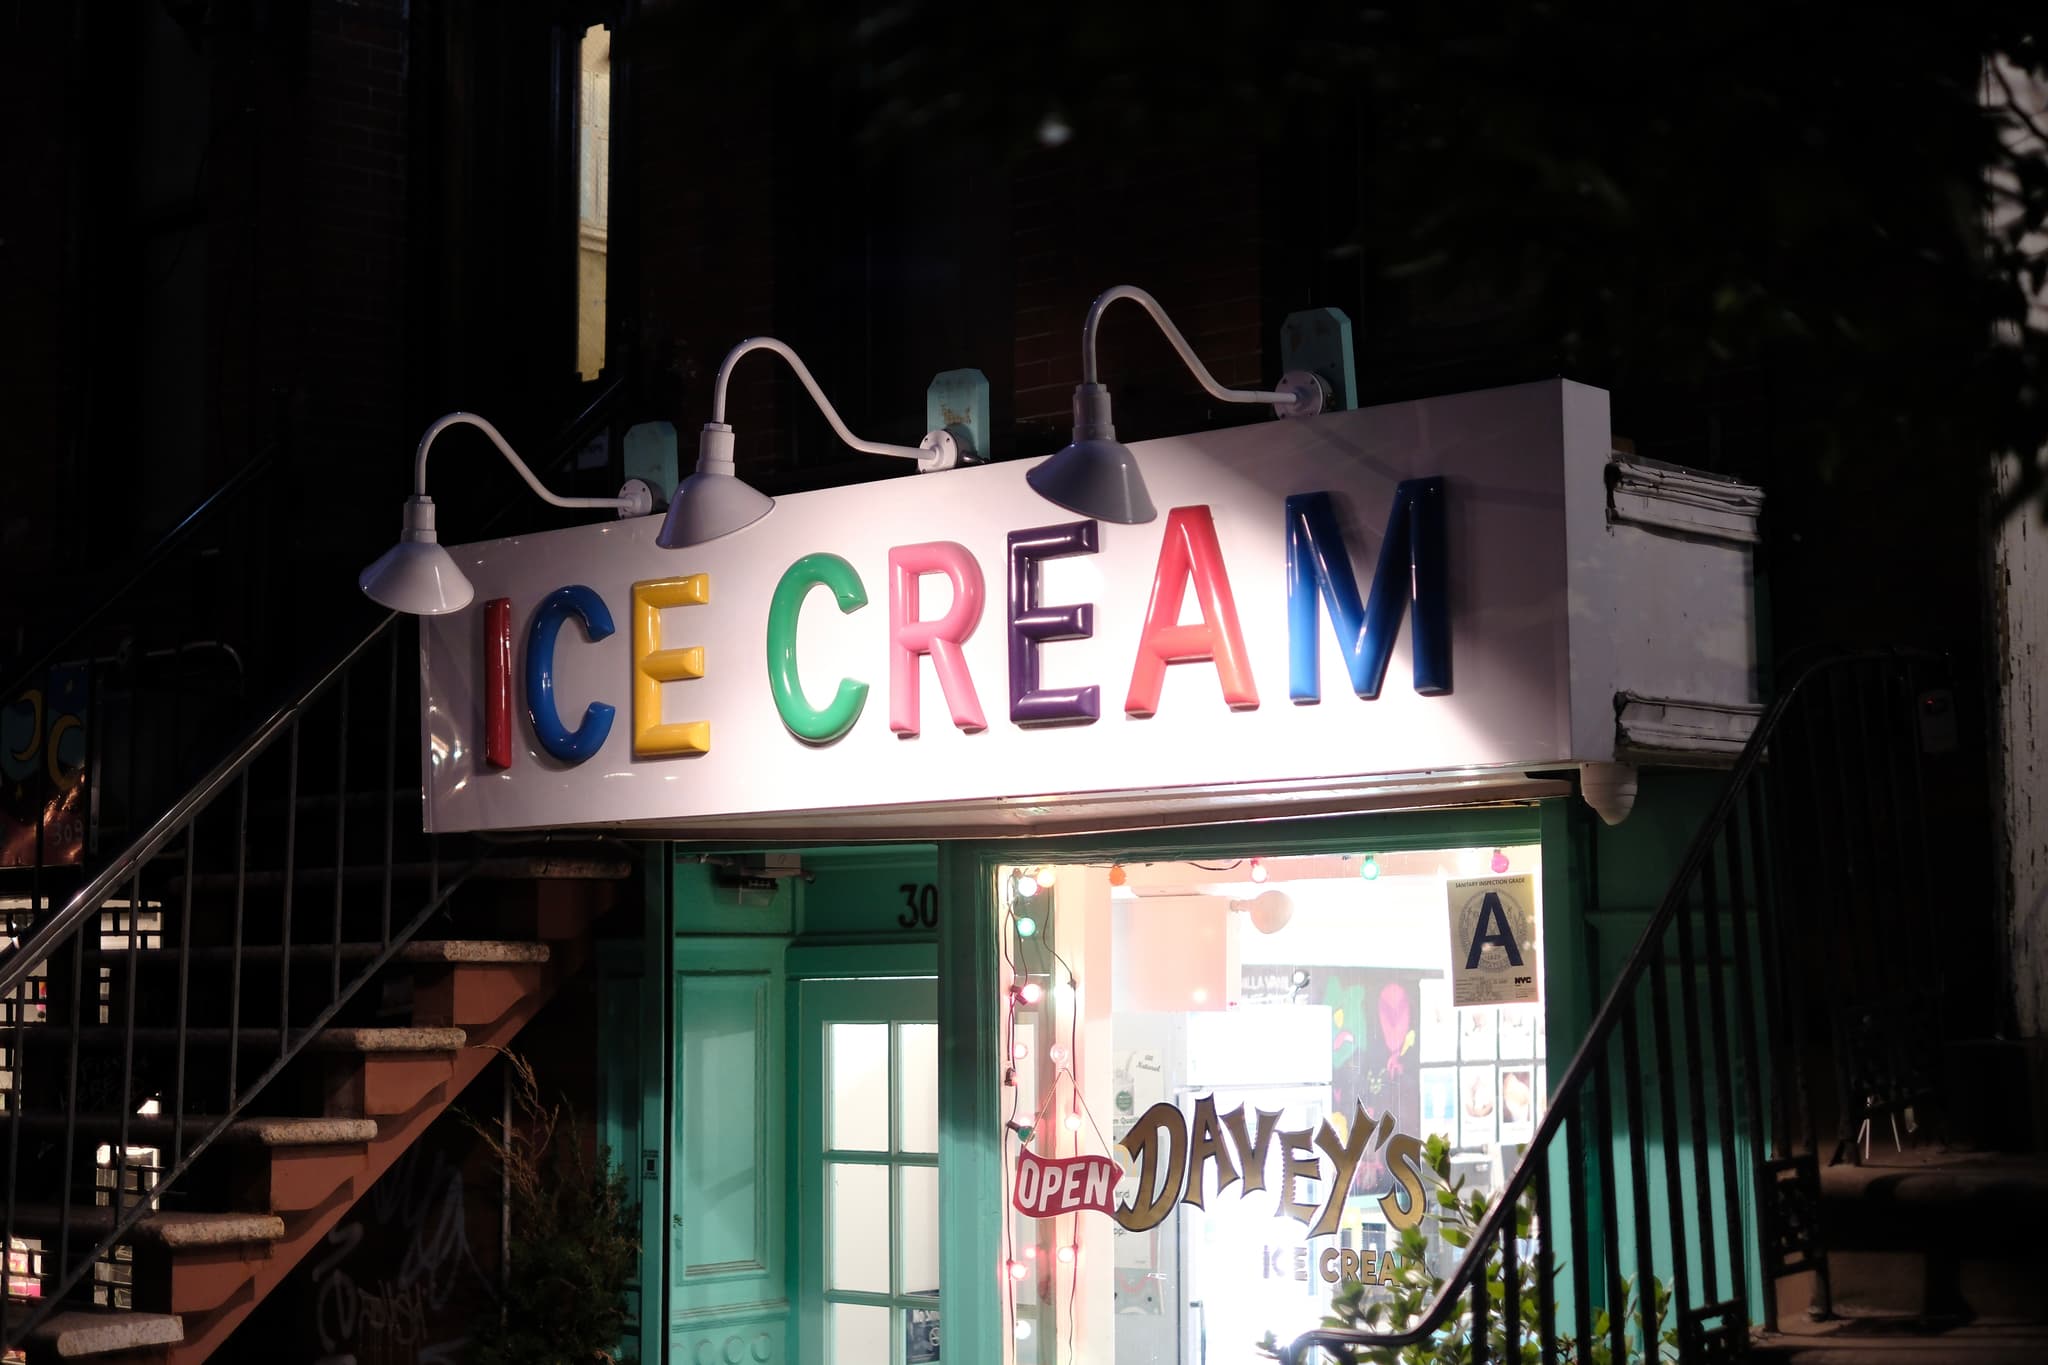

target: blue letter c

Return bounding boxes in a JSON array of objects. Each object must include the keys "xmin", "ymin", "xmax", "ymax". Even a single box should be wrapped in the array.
[{"xmin": 526, "ymin": 585, "xmax": 617, "ymax": 763}]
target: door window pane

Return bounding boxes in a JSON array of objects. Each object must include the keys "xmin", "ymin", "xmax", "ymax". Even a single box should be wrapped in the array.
[
  {"xmin": 897, "ymin": 1022, "xmax": 939, "ymax": 1154},
  {"xmin": 829, "ymin": 1023, "xmax": 889, "ymax": 1151},
  {"xmin": 829, "ymin": 1162, "xmax": 890, "ymax": 1293},
  {"xmin": 898, "ymin": 1165, "xmax": 939, "ymax": 1297},
  {"xmin": 829, "ymin": 1301, "xmax": 891, "ymax": 1365}
]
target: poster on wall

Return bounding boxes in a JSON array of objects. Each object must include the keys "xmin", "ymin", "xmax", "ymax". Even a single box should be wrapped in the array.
[
  {"xmin": 1418, "ymin": 978, "xmax": 1456, "ymax": 1063},
  {"xmin": 1458, "ymin": 1065, "xmax": 1498, "ymax": 1148},
  {"xmin": 1446, "ymin": 874, "xmax": 1541, "ymax": 1006},
  {"xmin": 1419, "ymin": 1068, "xmax": 1457, "ymax": 1144},
  {"xmin": 1499, "ymin": 1066, "xmax": 1537, "ymax": 1144},
  {"xmin": 1242, "ymin": 966, "xmax": 1425, "ymax": 1200}
]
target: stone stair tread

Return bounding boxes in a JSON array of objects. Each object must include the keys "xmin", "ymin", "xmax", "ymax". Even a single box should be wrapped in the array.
[
  {"xmin": 5, "ymin": 1204, "xmax": 285, "ymax": 1249},
  {"xmin": 137, "ymin": 939, "xmax": 551, "ymax": 965},
  {"xmin": 0, "ymin": 1113, "xmax": 377, "ymax": 1146},
  {"xmin": 224, "ymin": 1115, "xmax": 378, "ymax": 1146},
  {"xmin": 172, "ymin": 853, "xmax": 632, "ymax": 891},
  {"xmin": 5, "ymin": 1303, "xmax": 184, "ymax": 1356},
  {"xmin": 19, "ymin": 1025, "xmax": 466, "ymax": 1051}
]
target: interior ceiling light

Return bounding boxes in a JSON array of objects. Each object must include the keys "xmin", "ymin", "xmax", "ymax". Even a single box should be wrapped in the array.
[
  {"xmin": 361, "ymin": 411, "xmax": 654, "ymax": 616},
  {"xmin": 657, "ymin": 336, "xmax": 960, "ymax": 548},
  {"xmin": 1025, "ymin": 284, "xmax": 1328, "ymax": 524}
]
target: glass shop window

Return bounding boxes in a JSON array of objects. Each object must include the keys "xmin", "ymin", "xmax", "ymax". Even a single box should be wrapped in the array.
[
  {"xmin": 995, "ymin": 847, "xmax": 1546, "ymax": 1365},
  {"xmin": 574, "ymin": 24, "xmax": 611, "ymax": 381}
]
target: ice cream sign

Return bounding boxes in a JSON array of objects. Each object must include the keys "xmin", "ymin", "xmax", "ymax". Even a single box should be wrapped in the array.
[
  {"xmin": 464, "ymin": 488, "xmax": 1447, "ymax": 765},
  {"xmin": 1011, "ymin": 1096, "xmax": 1427, "ymax": 1238},
  {"xmin": 419, "ymin": 382, "xmax": 1596, "ymax": 836}
]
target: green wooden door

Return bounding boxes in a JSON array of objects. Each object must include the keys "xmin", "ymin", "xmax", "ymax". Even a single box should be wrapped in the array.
[
  {"xmin": 797, "ymin": 977, "xmax": 941, "ymax": 1365},
  {"xmin": 670, "ymin": 937, "xmax": 793, "ymax": 1361}
]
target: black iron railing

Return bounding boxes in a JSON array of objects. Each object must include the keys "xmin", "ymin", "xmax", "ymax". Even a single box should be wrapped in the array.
[
  {"xmin": 1277, "ymin": 650, "xmax": 1946, "ymax": 1365},
  {"xmin": 0, "ymin": 614, "xmax": 482, "ymax": 1346},
  {"xmin": 0, "ymin": 373, "xmax": 634, "ymax": 1346}
]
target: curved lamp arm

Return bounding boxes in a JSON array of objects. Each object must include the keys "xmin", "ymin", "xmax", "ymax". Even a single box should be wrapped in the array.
[
  {"xmin": 1080, "ymin": 285, "xmax": 1307, "ymax": 410},
  {"xmin": 413, "ymin": 411, "xmax": 653, "ymax": 517},
  {"xmin": 709, "ymin": 337, "xmax": 956, "ymax": 471}
]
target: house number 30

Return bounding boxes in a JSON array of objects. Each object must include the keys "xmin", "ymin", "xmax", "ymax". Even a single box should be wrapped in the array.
[{"xmin": 898, "ymin": 883, "xmax": 939, "ymax": 930}]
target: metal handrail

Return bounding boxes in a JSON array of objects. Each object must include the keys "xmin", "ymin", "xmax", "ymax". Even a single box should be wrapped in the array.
[
  {"xmin": 0, "ymin": 379, "xmax": 634, "ymax": 1345},
  {"xmin": 1279, "ymin": 646, "xmax": 1941, "ymax": 1364},
  {"xmin": 0, "ymin": 618, "xmax": 397, "ymax": 1003}
]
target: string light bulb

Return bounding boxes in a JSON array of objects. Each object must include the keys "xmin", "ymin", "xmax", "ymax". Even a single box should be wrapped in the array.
[
  {"xmin": 1249, "ymin": 857, "xmax": 1268, "ymax": 883},
  {"xmin": 1015, "ymin": 914, "xmax": 1038, "ymax": 938},
  {"xmin": 1017, "ymin": 981, "xmax": 1045, "ymax": 1005},
  {"xmin": 1065, "ymin": 1111, "xmax": 1082, "ymax": 1133},
  {"xmin": 1014, "ymin": 871, "xmax": 1040, "ymax": 898},
  {"xmin": 1047, "ymin": 1044, "xmax": 1067, "ymax": 1064},
  {"xmin": 1053, "ymin": 977, "xmax": 1077, "ymax": 1006},
  {"xmin": 1012, "ymin": 1041, "xmax": 1030, "ymax": 1061},
  {"xmin": 1108, "ymin": 863, "xmax": 1127, "ymax": 886},
  {"xmin": 1008, "ymin": 1258, "xmax": 1029, "ymax": 1281},
  {"xmin": 1492, "ymin": 848, "xmax": 1511, "ymax": 874},
  {"xmin": 1057, "ymin": 1243, "xmax": 1076, "ymax": 1265},
  {"xmin": 1015, "ymin": 1320, "xmax": 1033, "ymax": 1341},
  {"xmin": 1006, "ymin": 1118, "xmax": 1036, "ymax": 1142},
  {"xmin": 1360, "ymin": 853, "xmax": 1380, "ymax": 881},
  {"xmin": 1035, "ymin": 866, "xmax": 1057, "ymax": 889}
]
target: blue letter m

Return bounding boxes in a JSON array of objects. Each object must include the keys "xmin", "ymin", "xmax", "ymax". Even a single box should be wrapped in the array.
[{"xmin": 1285, "ymin": 478, "xmax": 1450, "ymax": 702}]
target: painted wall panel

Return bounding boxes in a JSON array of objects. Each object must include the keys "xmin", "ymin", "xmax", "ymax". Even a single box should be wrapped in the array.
[{"xmin": 671, "ymin": 937, "xmax": 790, "ymax": 1342}]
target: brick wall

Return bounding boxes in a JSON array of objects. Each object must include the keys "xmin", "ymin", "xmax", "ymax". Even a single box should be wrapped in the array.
[
  {"xmin": 291, "ymin": 0, "xmax": 413, "ymax": 572},
  {"xmin": 1010, "ymin": 136, "xmax": 1269, "ymax": 459}
]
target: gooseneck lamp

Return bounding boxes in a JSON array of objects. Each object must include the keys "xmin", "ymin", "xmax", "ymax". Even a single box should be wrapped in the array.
[
  {"xmin": 1026, "ymin": 285, "xmax": 1329, "ymax": 524},
  {"xmin": 657, "ymin": 337, "xmax": 961, "ymax": 548},
  {"xmin": 359, "ymin": 411, "xmax": 655, "ymax": 616}
]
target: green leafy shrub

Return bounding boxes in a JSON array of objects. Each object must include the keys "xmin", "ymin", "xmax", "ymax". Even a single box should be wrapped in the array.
[{"xmin": 1258, "ymin": 1135, "xmax": 1677, "ymax": 1365}]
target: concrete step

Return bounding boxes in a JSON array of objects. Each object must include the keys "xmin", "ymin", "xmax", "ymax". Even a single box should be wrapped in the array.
[
  {"xmin": 1811, "ymin": 1150, "xmax": 2048, "ymax": 1324},
  {"xmin": 13, "ymin": 1024, "xmax": 466, "ymax": 1052},
  {"xmin": 172, "ymin": 852, "xmax": 632, "ymax": 892},
  {"xmin": 5, "ymin": 1303, "xmax": 183, "ymax": 1362},
  {"xmin": 1756, "ymin": 1320, "xmax": 2048, "ymax": 1362},
  {"xmin": 127, "ymin": 939, "xmax": 551, "ymax": 965}
]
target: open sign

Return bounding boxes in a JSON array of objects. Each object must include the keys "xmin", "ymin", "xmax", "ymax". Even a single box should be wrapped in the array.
[{"xmin": 1012, "ymin": 1149, "xmax": 1122, "ymax": 1218}]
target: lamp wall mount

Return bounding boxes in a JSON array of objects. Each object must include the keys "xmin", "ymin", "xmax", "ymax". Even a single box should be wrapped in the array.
[
  {"xmin": 707, "ymin": 336, "xmax": 961, "ymax": 473},
  {"xmin": 412, "ymin": 410, "xmax": 653, "ymax": 518}
]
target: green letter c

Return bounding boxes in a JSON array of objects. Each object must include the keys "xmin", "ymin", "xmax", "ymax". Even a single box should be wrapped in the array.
[{"xmin": 767, "ymin": 553, "xmax": 870, "ymax": 744}]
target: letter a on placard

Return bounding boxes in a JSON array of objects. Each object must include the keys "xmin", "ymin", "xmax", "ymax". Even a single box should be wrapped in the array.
[
  {"xmin": 1466, "ymin": 893, "xmax": 1524, "ymax": 969},
  {"xmin": 1447, "ymin": 873, "xmax": 1540, "ymax": 1006}
]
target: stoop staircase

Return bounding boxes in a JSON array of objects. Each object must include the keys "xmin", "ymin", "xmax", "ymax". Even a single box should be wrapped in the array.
[{"xmin": 0, "ymin": 618, "xmax": 633, "ymax": 1362}]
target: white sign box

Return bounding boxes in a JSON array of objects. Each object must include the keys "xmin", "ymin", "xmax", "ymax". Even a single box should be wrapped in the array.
[{"xmin": 419, "ymin": 379, "xmax": 1616, "ymax": 837}]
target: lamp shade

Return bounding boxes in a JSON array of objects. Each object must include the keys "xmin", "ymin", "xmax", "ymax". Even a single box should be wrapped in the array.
[
  {"xmin": 1027, "ymin": 382, "xmax": 1156, "ymax": 524},
  {"xmin": 359, "ymin": 496, "xmax": 474, "ymax": 615},
  {"xmin": 1026, "ymin": 435, "xmax": 1156, "ymax": 525},
  {"xmin": 656, "ymin": 423, "xmax": 776, "ymax": 548},
  {"xmin": 655, "ymin": 468, "xmax": 775, "ymax": 547}
]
